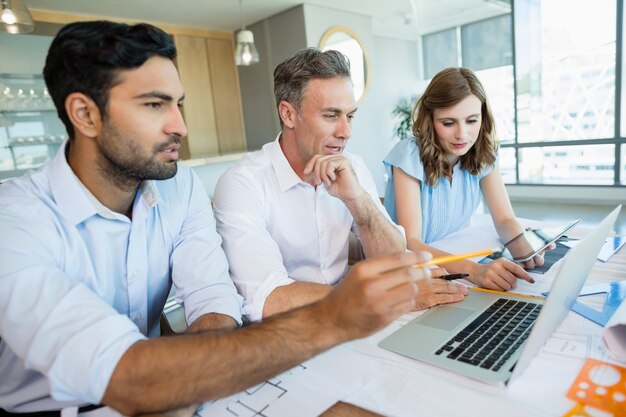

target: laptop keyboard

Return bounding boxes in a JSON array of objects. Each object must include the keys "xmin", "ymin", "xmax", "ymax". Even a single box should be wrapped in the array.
[{"xmin": 434, "ymin": 298, "xmax": 542, "ymax": 372}]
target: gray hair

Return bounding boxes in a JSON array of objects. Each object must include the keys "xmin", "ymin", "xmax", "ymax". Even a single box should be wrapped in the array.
[{"xmin": 273, "ymin": 47, "xmax": 351, "ymax": 124}]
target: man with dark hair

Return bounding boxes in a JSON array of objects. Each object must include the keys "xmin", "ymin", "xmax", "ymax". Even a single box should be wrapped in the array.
[
  {"xmin": 0, "ymin": 21, "xmax": 436, "ymax": 416},
  {"xmin": 213, "ymin": 48, "xmax": 468, "ymax": 322}
]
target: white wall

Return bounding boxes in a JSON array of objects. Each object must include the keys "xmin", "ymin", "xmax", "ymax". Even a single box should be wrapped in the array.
[
  {"xmin": 0, "ymin": 32, "xmax": 52, "ymax": 74},
  {"xmin": 191, "ymin": 160, "xmax": 238, "ymax": 198},
  {"xmin": 238, "ymin": 6, "xmax": 307, "ymax": 151}
]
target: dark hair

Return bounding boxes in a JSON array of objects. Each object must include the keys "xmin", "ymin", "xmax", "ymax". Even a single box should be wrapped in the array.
[
  {"xmin": 43, "ymin": 20, "xmax": 177, "ymax": 138},
  {"xmin": 273, "ymin": 47, "xmax": 351, "ymax": 125},
  {"xmin": 412, "ymin": 67, "xmax": 498, "ymax": 186}
]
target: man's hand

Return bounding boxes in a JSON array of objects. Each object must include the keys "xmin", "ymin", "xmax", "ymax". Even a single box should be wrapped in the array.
[
  {"xmin": 303, "ymin": 155, "xmax": 363, "ymax": 201},
  {"xmin": 318, "ymin": 251, "xmax": 433, "ymax": 341},
  {"xmin": 412, "ymin": 272, "xmax": 468, "ymax": 311}
]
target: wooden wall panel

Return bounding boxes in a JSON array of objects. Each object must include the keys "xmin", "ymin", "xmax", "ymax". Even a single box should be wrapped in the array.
[
  {"xmin": 174, "ymin": 34, "xmax": 219, "ymax": 157},
  {"xmin": 206, "ymin": 38, "xmax": 247, "ymax": 154}
]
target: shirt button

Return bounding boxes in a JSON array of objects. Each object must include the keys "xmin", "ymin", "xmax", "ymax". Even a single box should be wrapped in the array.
[{"xmin": 134, "ymin": 313, "xmax": 143, "ymax": 321}]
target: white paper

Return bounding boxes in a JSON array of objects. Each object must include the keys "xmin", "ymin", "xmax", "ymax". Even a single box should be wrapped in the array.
[
  {"xmin": 602, "ymin": 296, "xmax": 626, "ymax": 362},
  {"xmin": 195, "ymin": 346, "xmax": 377, "ymax": 417}
]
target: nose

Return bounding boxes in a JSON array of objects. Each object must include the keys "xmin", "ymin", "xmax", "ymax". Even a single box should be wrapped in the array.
[
  {"xmin": 455, "ymin": 123, "xmax": 468, "ymax": 140},
  {"xmin": 166, "ymin": 105, "xmax": 188, "ymax": 138},
  {"xmin": 335, "ymin": 115, "xmax": 352, "ymax": 140}
]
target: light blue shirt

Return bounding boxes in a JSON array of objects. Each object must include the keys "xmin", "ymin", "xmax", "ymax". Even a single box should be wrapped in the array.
[
  {"xmin": 383, "ymin": 139, "xmax": 493, "ymax": 243},
  {"xmin": 0, "ymin": 144, "xmax": 243, "ymax": 411}
]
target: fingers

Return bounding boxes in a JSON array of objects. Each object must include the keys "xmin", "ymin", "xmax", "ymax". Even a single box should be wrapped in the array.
[
  {"xmin": 428, "ymin": 266, "xmax": 448, "ymax": 278},
  {"xmin": 359, "ymin": 251, "xmax": 432, "ymax": 276},
  {"xmin": 302, "ymin": 155, "xmax": 320, "ymax": 177},
  {"xmin": 369, "ymin": 261, "xmax": 430, "ymax": 294},
  {"xmin": 520, "ymin": 258, "xmax": 536, "ymax": 269},
  {"xmin": 303, "ymin": 155, "xmax": 353, "ymax": 187},
  {"xmin": 350, "ymin": 252, "xmax": 435, "ymax": 311},
  {"xmin": 501, "ymin": 259, "xmax": 534, "ymax": 284},
  {"xmin": 473, "ymin": 260, "xmax": 530, "ymax": 291},
  {"xmin": 413, "ymin": 279, "xmax": 468, "ymax": 310},
  {"xmin": 521, "ymin": 253, "xmax": 544, "ymax": 269}
]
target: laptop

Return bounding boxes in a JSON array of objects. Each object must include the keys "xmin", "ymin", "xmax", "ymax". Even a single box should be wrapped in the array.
[{"xmin": 379, "ymin": 205, "xmax": 622, "ymax": 386}]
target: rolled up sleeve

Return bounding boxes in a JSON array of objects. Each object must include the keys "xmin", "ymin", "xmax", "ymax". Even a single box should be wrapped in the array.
[{"xmin": 170, "ymin": 168, "xmax": 244, "ymax": 326}]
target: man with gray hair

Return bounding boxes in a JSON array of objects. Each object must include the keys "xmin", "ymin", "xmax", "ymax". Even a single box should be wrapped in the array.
[{"xmin": 214, "ymin": 48, "xmax": 467, "ymax": 322}]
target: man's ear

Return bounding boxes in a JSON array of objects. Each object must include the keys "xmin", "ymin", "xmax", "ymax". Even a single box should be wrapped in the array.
[
  {"xmin": 278, "ymin": 100, "xmax": 297, "ymax": 129},
  {"xmin": 65, "ymin": 92, "xmax": 102, "ymax": 138}
]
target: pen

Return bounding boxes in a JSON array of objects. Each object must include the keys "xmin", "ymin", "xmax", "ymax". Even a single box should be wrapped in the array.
[
  {"xmin": 413, "ymin": 248, "xmax": 497, "ymax": 269},
  {"xmin": 440, "ymin": 273, "xmax": 470, "ymax": 281},
  {"xmin": 470, "ymin": 287, "xmax": 545, "ymax": 301}
]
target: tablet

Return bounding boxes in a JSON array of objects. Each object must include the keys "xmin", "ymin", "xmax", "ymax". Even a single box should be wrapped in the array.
[{"xmin": 485, "ymin": 219, "xmax": 581, "ymax": 263}]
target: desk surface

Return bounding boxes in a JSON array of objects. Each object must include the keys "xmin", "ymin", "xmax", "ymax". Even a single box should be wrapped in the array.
[
  {"xmin": 339, "ymin": 222, "xmax": 626, "ymax": 417},
  {"xmin": 197, "ymin": 218, "xmax": 626, "ymax": 417}
]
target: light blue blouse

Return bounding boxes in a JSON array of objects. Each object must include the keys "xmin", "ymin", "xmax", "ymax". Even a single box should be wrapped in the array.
[{"xmin": 383, "ymin": 139, "xmax": 493, "ymax": 244}]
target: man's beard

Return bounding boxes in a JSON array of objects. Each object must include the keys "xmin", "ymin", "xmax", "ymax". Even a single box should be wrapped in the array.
[{"xmin": 97, "ymin": 123, "xmax": 180, "ymax": 190}]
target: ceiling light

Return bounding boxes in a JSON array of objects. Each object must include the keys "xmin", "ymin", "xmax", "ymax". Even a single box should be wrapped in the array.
[
  {"xmin": 235, "ymin": 0, "xmax": 259, "ymax": 66},
  {"xmin": 0, "ymin": 0, "xmax": 34, "ymax": 34}
]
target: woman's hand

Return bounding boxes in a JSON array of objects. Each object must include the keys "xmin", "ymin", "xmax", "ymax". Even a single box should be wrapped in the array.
[
  {"xmin": 518, "ymin": 242, "xmax": 556, "ymax": 270},
  {"xmin": 468, "ymin": 259, "xmax": 534, "ymax": 291}
]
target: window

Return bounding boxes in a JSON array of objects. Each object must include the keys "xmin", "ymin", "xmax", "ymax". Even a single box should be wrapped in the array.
[
  {"xmin": 461, "ymin": 15, "xmax": 513, "ymax": 70},
  {"xmin": 423, "ymin": 29, "xmax": 458, "ymax": 79},
  {"xmin": 518, "ymin": 145, "xmax": 615, "ymax": 185},
  {"xmin": 420, "ymin": 0, "xmax": 623, "ymax": 187},
  {"xmin": 621, "ymin": 144, "xmax": 626, "ymax": 184},
  {"xmin": 515, "ymin": 0, "xmax": 615, "ymax": 143}
]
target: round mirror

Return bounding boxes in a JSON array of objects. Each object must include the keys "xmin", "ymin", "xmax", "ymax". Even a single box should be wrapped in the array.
[{"xmin": 319, "ymin": 26, "xmax": 369, "ymax": 104}]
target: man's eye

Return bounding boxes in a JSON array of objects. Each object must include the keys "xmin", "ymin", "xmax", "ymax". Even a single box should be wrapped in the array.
[{"xmin": 146, "ymin": 102, "xmax": 162, "ymax": 109}]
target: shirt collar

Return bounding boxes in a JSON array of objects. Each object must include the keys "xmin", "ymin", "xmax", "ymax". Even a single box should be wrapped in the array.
[
  {"xmin": 49, "ymin": 141, "xmax": 160, "ymax": 225},
  {"xmin": 268, "ymin": 133, "xmax": 304, "ymax": 192}
]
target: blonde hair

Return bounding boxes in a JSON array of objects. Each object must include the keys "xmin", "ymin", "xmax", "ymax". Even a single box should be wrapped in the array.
[{"xmin": 412, "ymin": 67, "xmax": 498, "ymax": 186}]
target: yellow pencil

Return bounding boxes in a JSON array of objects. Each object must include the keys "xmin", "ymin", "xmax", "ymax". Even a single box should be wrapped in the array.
[
  {"xmin": 470, "ymin": 287, "xmax": 545, "ymax": 301},
  {"xmin": 413, "ymin": 248, "xmax": 497, "ymax": 269}
]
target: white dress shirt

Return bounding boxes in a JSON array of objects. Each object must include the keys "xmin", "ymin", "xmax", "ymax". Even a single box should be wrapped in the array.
[
  {"xmin": 213, "ymin": 135, "xmax": 401, "ymax": 322},
  {"xmin": 0, "ymin": 143, "xmax": 243, "ymax": 411}
]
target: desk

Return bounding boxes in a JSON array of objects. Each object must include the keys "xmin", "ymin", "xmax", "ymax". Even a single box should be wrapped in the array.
[
  {"xmin": 337, "ymin": 221, "xmax": 626, "ymax": 417},
  {"xmin": 197, "ymin": 218, "xmax": 626, "ymax": 417}
]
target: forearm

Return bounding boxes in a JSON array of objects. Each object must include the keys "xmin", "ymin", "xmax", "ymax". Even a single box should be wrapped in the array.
[
  {"xmin": 345, "ymin": 192, "xmax": 405, "ymax": 257},
  {"xmin": 494, "ymin": 217, "xmax": 524, "ymax": 245},
  {"xmin": 262, "ymin": 281, "xmax": 332, "ymax": 318},
  {"xmin": 103, "ymin": 301, "xmax": 344, "ymax": 415}
]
